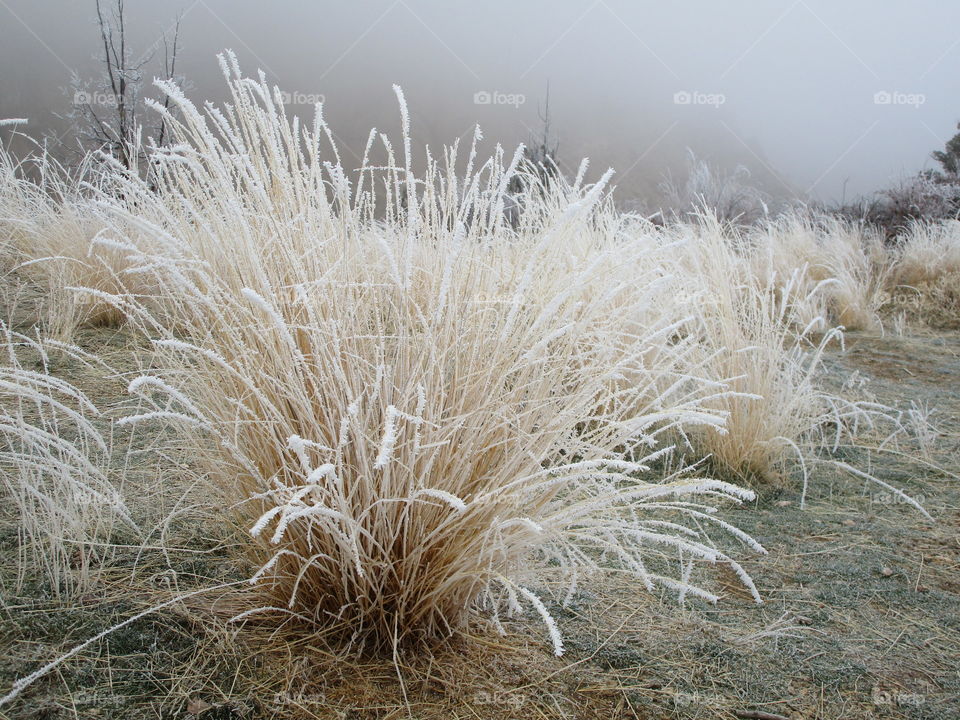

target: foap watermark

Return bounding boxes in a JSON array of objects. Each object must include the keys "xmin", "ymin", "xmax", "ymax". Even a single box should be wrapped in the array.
[
  {"xmin": 276, "ymin": 90, "xmax": 325, "ymax": 106},
  {"xmin": 69, "ymin": 689, "xmax": 127, "ymax": 705},
  {"xmin": 673, "ymin": 90, "xmax": 726, "ymax": 108},
  {"xmin": 473, "ymin": 90, "xmax": 526, "ymax": 108},
  {"xmin": 73, "ymin": 90, "xmax": 119, "ymax": 107},
  {"xmin": 470, "ymin": 292, "xmax": 523, "ymax": 306},
  {"xmin": 879, "ymin": 289, "xmax": 923, "ymax": 307},
  {"xmin": 871, "ymin": 491, "xmax": 926, "ymax": 507},
  {"xmin": 472, "ymin": 690, "xmax": 527, "ymax": 709},
  {"xmin": 874, "ymin": 90, "xmax": 925, "ymax": 108},
  {"xmin": 265, "ymin": 690, "xmax": 331, "ymax": 710},
  {"xmin": 672, "ymin": 690, "xmax": 724, "ymax": 708},
  {"xmin": 872, "ymin": 684, "xmax": 929, "ymax": 708}
]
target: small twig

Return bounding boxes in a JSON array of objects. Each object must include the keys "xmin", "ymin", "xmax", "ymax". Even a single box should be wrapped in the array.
[{"xmin": 735, "ymin": 711, "xmax": 791, "ymax": 720}]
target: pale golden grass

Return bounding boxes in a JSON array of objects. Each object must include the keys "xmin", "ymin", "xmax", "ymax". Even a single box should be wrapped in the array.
[
  {"xmin": 71, "ymin": 55, "xmax": 765, "ymax": 659},
  {"xmin": 659, "ymin": 215, "xmax": 903, "ymax": 501},
  {"xmin": 0, "ymin": 57, "xmax": 950, "ymax": 710},
  {"xmin": 749, "ymin": 210, "xmax": 889, "ymax": 332},
  {"xmin": 0, "ymin": 145, "xmax": 134, "ymax": 338},
  {"xmin": 885, "ymin": 220, "xmax": 960, "ymax": 329},
  {"xmin": 892, "ymin": 219, "xmax": 960, "ymax": 286},
  {"xmin": 0, "ymin": 321, "xmax": 135, "ymax": 597}
]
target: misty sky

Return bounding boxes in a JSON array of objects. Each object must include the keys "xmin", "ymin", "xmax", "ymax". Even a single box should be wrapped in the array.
[{"xmin": 2, "ymin": 0, "xmax": 960, "ymax": 205}]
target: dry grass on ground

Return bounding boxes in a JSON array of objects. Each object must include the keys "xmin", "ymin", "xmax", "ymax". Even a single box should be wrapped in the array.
[
  {"xmin": 1, "ymin": 68, "xmax": 958, "ymax": 718},
  {"xmin": 0, "ymin": 302, "xmax": 956, "ymax": 720}
]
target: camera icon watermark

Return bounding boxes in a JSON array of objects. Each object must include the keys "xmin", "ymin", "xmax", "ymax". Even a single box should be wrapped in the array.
[
  {"xmin": 873, "ymin": 90, "xmax": 925, "ymax": 108},
  {"xmin": 473, "ymin": 90, "xmax": 526, "ymax": 108},
  {"xmin": 673, "ymin": 90, "xmax": 726, "ymax": 108}
]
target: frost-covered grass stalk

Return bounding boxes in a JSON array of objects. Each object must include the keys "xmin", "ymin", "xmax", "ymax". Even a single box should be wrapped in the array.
[
  {"xmin": 0, "ymin": 322, "xmax": 135, "ymax": 596},
  {"xmin": 87, "ymin": 54, "xmax": 765, "ymax": 654}
]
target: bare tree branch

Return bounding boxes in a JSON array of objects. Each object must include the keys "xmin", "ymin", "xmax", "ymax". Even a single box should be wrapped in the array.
[{"xmin": 75, "ymin": 0, "xmax": 184, "ymax": 175}]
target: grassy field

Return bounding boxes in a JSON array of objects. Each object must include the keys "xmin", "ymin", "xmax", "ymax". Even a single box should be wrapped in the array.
[
  {"xmin": 1, "ymin": 302, "xmax": 956, "ymax": 720},
  {"xmin": 1, "ymin": 63, "xmax": 959, "ymax": 720}
]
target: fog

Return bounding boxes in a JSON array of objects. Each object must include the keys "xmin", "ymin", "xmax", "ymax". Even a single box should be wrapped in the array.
[{"xmin": 2, "ymin": 0, "xmax": 959, "ymax": 205}]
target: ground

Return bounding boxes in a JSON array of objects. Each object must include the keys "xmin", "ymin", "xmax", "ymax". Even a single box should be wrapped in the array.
[{"xmin": 0, "ymin": 315, "xmax": 958, "ymax": 720}]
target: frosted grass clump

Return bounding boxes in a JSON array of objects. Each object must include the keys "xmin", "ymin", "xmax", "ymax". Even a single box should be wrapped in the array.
[
  {"xmin": 892, "ymin": 219, "xmax": 960, "ymax": 287},
  {"xmin": 90, "ymin": 53, "xmax": 765, "ymax": 654},
  {"xmin": 663, "ymin": 215, "xmax": 904, "ymax": 502},
  {"xmin": 748, "ymin": 210, "xmax": 889, "ymax": 332},
  {"xmin": 0, "ymin": 322, "xmax": 135, "ymax": 596},
  {"xmin": 0, "ymin": 138, "xmax": 143, "ymax": 338}
]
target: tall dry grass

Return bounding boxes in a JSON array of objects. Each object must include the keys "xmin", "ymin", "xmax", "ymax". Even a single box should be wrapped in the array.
[
  {"xmin": 658, "ymin": 214, "xmax": 905, "ymax": 505},
  {"xmin": 0, "ymin": 322, "xmax": 135, "ymax": 596},
  {"xmin": 0, "ymin": 58, "xmax": 950, "ymax": 709},
  {"xmin": 892, "ymin": 219, "xmax": 960, "ymax": 285},
  {"xmin": 72, "ymin": 55, "xmax": 769, "ymax": 654},
  {"xmin": 0, "ymin": 136, "xmax": 140, "ymax": 337},
  {"xmin": 749, "ymin": 211, "xmax": 889, "ymax": 332},
  {"xmin": 886, "ymin": 220, "xmax": 960, "ymax": 327}
]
